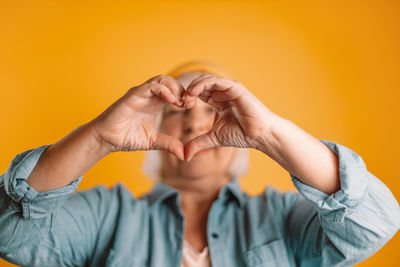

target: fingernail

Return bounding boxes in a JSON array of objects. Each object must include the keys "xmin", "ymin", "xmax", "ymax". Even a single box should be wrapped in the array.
[{"xmin": 181, "ymin": 95, "xmax": 186, "ymax": 101}]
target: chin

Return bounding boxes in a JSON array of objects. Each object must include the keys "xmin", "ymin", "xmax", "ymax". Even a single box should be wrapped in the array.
[{"xmin": 179, "ymin": 156, "xmax": 215, "ymax": 179}]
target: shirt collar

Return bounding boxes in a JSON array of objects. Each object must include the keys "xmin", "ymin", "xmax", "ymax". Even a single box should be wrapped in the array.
[
  {"xmin": 145, "ymin": 176, "xmax": 245, "ymax": 208},
  {"xmin": 217, "ymin": 176, "xmax": 245, "ymax": 207}
]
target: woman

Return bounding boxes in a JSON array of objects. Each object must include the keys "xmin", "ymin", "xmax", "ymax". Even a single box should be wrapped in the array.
[{"xmin": 0, "ymin": 62, "xmax": 399, "ymax": 267}]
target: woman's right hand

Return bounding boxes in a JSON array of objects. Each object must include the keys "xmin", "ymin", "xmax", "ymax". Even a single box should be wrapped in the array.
[{"xmin": 89, "ymin": 75, "xmax": 185, "ymax": 160}]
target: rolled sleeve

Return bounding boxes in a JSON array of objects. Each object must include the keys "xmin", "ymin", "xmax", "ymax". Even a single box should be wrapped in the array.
[
  {"xmin": 288, "ymin": 139, "xmax": 400, "ymax": 265},
  {"xmin": 290, "ymin": 139, "xmax": 371, "ymax": 227},
  {"xmin": 2, "ymin": 145, "xmax": 83, "ymax": 220}
]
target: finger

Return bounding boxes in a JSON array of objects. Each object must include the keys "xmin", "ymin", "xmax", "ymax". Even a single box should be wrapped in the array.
[
  {"xmin": 183, "ymin": 77, "xmax": 241, "ymax": 108},
  {"xmin": 148, "ymin": 83, "xmax": 178, "ymax": 105},
  {"xmin": 180, "ymin": 74, "xmax": 214, "ymax": 107},
  {"xmin": 186, "ymin": 73, "xmax": 215, "ymax": 90},
  {"xmin": 197, "ymin": 91, "xmax": 227, "ymax": 112},
  {"xmin": 153, "ymin": 133, "xmax": 185, "ymax": 161},
  {"xmin": 186, "ymin": 76, "xmax": 229, "ymax": 96},
  {"xmin": 158, "ymin": 75, "xmax": 185, "ymax": 106},
  {"xmin": 184, "ymin": 131, "xmax": 219, "ymax": 161}
]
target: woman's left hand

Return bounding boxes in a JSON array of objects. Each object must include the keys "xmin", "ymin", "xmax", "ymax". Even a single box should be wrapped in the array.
[{"xmin": 181, "ymin": 73, "xmax": 279, "ymax": 161}]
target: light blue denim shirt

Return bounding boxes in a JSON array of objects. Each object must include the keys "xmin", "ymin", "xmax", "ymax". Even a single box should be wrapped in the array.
[{"xmin": 0, "ymin": 139, "xmax": 399, "ymax": 267}]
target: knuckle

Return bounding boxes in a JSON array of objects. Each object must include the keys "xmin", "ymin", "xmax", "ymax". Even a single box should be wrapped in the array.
[
  {"xmin": 200, "ymin": 73, "xmax": 212, "ymax": 78},
  {"xmin": 148, "ymin": 74, "xmax": 165, "ymax": 83},
  {"xmin": 149, "ymin": 80, "xmax": 158, "ymax": 86},
  {"xmin": 204, "ymin": 76, "xmax": 216, "ymax": 83},
  {"xmin": 157, "ymin": 74, "xmax": 168, "ymax": 81},
  {"xmin": 147, "ymin": 75, "xmax": 159, "ymax": 82},
  {"xmin": 127, "ymin": 86, "xmax": 136, "ymax": 94}
]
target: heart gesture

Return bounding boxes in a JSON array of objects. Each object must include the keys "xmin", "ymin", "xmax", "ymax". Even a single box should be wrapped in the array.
[
  {"xmin": 90, "ymin": 74, "xmax": 278, "ymax": 162},
  {"xmin": 180, "ymin": 74, "xmax": 278, "ymax": 161},
  {"xmin": 91, "ymin": 75, "xmax": 186, "ymax": 160}
]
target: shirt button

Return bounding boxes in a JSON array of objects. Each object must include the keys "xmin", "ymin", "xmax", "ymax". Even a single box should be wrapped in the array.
[{"xmin": 211, "ymin": 232, "xmax": 219, "ymax": 239}]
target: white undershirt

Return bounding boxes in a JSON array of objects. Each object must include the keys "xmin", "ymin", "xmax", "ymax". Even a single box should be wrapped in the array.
[{"xmin": 181, "ymin": 240, "xmax": 211, "ymax": 267}]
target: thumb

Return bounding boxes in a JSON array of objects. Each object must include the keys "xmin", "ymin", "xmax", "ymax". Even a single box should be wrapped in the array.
[
  {"xmin": 184, "ymin": 131, "xmax": 218, "ymax": 161},
  {"xmin": 152, "ymin": 133, "xmax": 185, "ymax": 161}
]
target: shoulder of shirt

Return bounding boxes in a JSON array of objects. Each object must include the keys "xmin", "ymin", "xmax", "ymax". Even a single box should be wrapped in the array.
[{"xmin": 69, "ymin": 182, "xmax": 138, "ymax": 204}]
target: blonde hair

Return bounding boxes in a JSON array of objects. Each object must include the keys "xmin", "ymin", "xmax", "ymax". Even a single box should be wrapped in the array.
[
  {"xmin": 167, "ymin": 60, "xmax": 235, "ymax": 79},
  {"xmin": 141, "ymin": 61, "xmax": 249, "ymax": 181}
]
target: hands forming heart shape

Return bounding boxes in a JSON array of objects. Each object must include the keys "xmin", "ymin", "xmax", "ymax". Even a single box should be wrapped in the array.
[{"xmin": 91, "ymin": 74, "xmax": 278, "ymax": 161}]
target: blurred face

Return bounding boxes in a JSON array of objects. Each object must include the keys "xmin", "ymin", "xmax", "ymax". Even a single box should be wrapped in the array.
[{"xmin": 159, "ymin": 71, "xmax": 237, "ymax": 180}]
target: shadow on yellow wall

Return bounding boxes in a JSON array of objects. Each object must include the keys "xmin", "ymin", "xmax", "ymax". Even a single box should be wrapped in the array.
[{"xmin": 1, "ymin": 1, "xmax": 399, "ymax": 266}]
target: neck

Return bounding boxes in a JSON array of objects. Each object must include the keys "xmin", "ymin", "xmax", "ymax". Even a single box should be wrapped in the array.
[{"xmin": 162, "ymin": 172, "xmax": 231, "ymax": 211}]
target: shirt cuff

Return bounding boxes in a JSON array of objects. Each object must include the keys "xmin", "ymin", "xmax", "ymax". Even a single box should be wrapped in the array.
[
  {"xmin": 290, "ymin": 139, "xmax": 371, "ymax": 227},
  {"xmin": 2, "ymin": 145, "xmax": 83, "ymax": 219}
]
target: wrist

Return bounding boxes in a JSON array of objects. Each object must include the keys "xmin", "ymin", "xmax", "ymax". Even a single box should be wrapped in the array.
[
  {"xmin": 85, "ymin": 121, "xmax": 115, "ymax": 156},
  {"xmin": 254, "ymin": 113, "xmax": 286, "ymax": 155}
]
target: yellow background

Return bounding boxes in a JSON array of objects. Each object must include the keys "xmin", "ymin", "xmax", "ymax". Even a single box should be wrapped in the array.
[{"xmin": 1, "ymin": 0, "xmax": 399, "ymax": 265}]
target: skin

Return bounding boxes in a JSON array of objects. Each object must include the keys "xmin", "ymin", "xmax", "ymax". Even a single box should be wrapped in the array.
[
  {"xmin": 159, "ymin": 72, "xmax": 239, "ymax": 251},
  {"xmin": 159, "ymin": 71, "xmax": 238, "ymax": 182},
  {"xmin": 26, "ymin": 71, "xmax": 340, "ymax": 253}
]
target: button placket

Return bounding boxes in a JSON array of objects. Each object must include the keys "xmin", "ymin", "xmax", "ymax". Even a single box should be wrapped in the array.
[{"xmin": 207, "ymin": 198, "xmax": 226, "ymax": 267}]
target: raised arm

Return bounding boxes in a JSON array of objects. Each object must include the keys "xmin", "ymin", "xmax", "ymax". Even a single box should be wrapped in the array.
[
  {"xmin": 180, "ymin": 73, "xmax": 400, "ymax": 265},
  {"xmin": 255, "ymin": 116, "xmax": 340, "ymax": 194},
  {"xmin": 25, "ymin": 122, "xmax": 109, "ymax": 192},
  {"xmin": 182, "ymin": 74, "xmax": 338, "ymax": 194},
  {"xmin": 0, "ymin": 74, "xmax": 186, "ymax": 266},
  {"xmin": 26, "ymin": 74, "xmax": 186, "ymax": 192}
]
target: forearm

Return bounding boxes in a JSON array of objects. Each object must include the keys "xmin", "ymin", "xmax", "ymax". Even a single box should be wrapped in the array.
[
  {"xmin": 259, "ymin": 114, "xmax": 340, "ymax": 195},
  {"xmin": 26, "ymin": 121, "xmax": 111, "ymax": 193}
]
